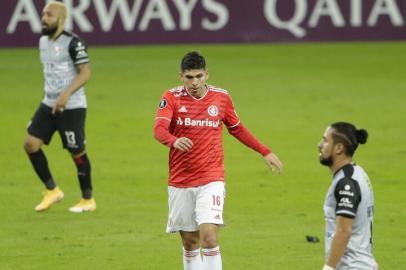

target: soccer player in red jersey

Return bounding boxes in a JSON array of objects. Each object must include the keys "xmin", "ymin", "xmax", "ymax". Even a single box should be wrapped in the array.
[{"xmin": 154, "ymin": 51, "xmax": 283, "ymax": 270}]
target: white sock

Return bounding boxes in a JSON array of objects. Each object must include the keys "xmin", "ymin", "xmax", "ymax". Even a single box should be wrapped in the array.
[
  {"xmin": 202, "ymin": 246, "xmax": 222, "ymax": 270},
  {"xmin": 183, "ymin": 248, "xmax": 202, "ymax": 270}
]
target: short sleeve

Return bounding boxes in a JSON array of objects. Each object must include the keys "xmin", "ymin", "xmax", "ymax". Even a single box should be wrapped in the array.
[
  {"xmin": 223, "ymin": 94, "xmax": 240, "ymax": 128},
  {"xmin": 69, "ymin": 37, "xmax": 89, "ymax": 65},
  {"xmin": 334, "ymin": 177, "xmax": 361, "ymax": 218},
  {"xmin": 155, "ymin": 92, "xmax": 175, "ymax": 122}
]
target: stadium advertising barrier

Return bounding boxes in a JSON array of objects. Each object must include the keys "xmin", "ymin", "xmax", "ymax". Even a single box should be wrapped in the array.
[{"xmin": 1, "ymin": 0, "xmax": 406, "ymax": 47}]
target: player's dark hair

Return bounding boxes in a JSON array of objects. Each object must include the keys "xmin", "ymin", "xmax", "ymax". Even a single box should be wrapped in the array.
[
  {"xmin": 181, "ymin": 51, "xmax": 206, "ymax": 72},
  {"xmin": 331, "ymin": 122, "xmax": 368, "ymax": 156}
]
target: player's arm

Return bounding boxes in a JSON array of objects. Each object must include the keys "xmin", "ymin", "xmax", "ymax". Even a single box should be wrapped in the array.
[
  {"xmin": 227, "ymin": 124, "xmax": 282, "ymax": 173},
  {"xmin": 153, "ymin": 94, "xmax": 193, "ymax": 152},
  {"xmin": 323, "ymin": 177, "xmax": 361, "ymax": 270},
  {"xmin": 224, "ymin": 94, "xmax": 282, "ymax": 173},
  {"xmin": 67, "ymin": 63, "xmax": 91, "ymax": 93},
  {"xmin": 52, "ymin": 37, "xmax": 91, "ymax": 114},
  {"xmin": 154, "ymin": 119, "xmax": 193, "ymax": 152},
  {"xmin": 324, "ymin": 216, "xmax": 352, "ymax": 270},
  {"xmin": 52, "ymin": 63, "xmax": 91, "ymax": 114}
]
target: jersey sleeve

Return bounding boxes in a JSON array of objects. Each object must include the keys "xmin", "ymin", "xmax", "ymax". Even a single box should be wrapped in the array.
[
  {"xmin": 334, "ymin": 177, "xmax": 362, "ymax": 218},
  {"xmin": 69, "ymin": 36, "xmax": 89, "ymax": 65},
  {"xmin": 223, "ymin": 94, "xmax": 240, "ymax": 128},
  {"xmin": 224, "ymin": 93, "xmax": 271, "ymax": 156},
  {"xmin": 227, "ymin": 123, "xmax": 271, "ymax": 156},
  {"xmin": 155, "ymin": 91, "xmax": 175, "ymax": 122},
  {"xmin": 153, "ymin": 91, "xmax": 178, "ymax": 147}
]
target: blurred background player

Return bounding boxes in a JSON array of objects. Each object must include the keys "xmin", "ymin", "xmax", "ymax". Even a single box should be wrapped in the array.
[
  {"xmin": 154, "ymin": 51, "xmax": 283, "ymax": 270},
  {"xmin": 23, "ymin": 1, "xmax": 95, "ymax": 213},
  {"xmin": 318, "ymin": 122, "xmax": 378, "ymax": 270}
]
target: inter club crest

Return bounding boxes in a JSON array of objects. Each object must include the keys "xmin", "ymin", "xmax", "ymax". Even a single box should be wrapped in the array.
[{"xmin": 208, "ymin": 105, "xmax": 218, "ymax": 116}]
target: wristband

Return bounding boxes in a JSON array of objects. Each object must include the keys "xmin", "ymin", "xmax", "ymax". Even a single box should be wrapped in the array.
[{"xmin": 322, "ymin": 265, "xmax": 335, "ymax": 270}]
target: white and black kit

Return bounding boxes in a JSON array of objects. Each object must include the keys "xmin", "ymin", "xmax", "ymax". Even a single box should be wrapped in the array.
[
  {"xmin": 324, "ymin": 164, "xmax": 378, "ymax": 270},
  {"xmin": 28, "ymin": 31, "xmax": 89, "ymax": 154}
]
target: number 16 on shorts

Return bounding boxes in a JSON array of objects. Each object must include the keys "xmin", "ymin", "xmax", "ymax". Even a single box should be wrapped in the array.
[{"xmin": 196, "ymin": 181, "xmax": 225, "ymax": 225}]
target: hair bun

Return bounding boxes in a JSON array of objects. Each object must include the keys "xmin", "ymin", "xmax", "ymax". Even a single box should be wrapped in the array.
[{"xmin": 356, "ymin": 129, "xmax": 368, "ymax": 144}]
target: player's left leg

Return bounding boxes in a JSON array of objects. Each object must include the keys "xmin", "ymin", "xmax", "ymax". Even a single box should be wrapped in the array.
[
  {"xmin": 196, "ymin": 181, "xmax": 225, "ymax": 270},
  {"xmin": 57, "ymin": 108, "xmax": 95, "ymax": 212},
  {"xmin": 68, "ymin": 151, "xmax": 95, "ymax": 212},
  {"xmin": 200, "ymin": 224, "xmax": 221, "ymax": 270}
]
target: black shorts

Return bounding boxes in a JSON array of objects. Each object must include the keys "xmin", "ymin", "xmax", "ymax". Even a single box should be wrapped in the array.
[{"xmin": 27, "ymin": 103, "xmax": 87, "ymax": 154}]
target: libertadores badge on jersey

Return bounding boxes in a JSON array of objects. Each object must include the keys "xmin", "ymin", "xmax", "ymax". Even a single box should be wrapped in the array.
[
  {"xmin": 208, "ymin": 105, "xmax": 218, "ymax": 116},
  {"xmin": 159, "ymin": 99, "xmax": 167, "ymax": 109}
]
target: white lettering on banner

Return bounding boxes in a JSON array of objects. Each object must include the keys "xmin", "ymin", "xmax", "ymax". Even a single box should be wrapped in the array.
[
  {"xmin": 139, "ymin": 0, "xmax": 175, "ymax": 31},
  {"xmin": 308, "ymin": 0, "xmax": 345, "ymax": 28},
  {"xmin": 64, "ymin": 0, "xmax": 93, "ymax": 32},
  {"xmin": 367, "ymin": 0, "xmax": 404, "ymax": 26},
  {"xmin": 93, "ymin": 0, "xmax": 143, "ymax": 32},
  {"xmin": 351, "ymin": 0, "xmax": 362, "ymax": 26},
  {"xmin": 5, "ymin": 0, "xmax": 405, "ymax": 36},
  {"xmin": 264, "ymin": 0, "xmax": 405, "ymax": 38},
  {"xmin": 263, "ymin": 0, "xmax": 307, "ymax": 38},
  {"xmin": 6, "ymin": 0, "xmax": 41, "ymax": 33},
  {"xmin": 201, "ymin": 0, "xmax": 229, "ymax": 31},
  {"xmin": 6, "ymin": 0, "xmax": 228, "ymax": 34},
  {"xmin": 173, "ymin": 0, "xmax": 199, "ymax": 30}
]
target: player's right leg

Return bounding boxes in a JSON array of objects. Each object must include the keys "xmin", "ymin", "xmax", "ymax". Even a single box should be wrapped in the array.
[
  {"xmin": 24, "ymin": 104, "xmax": 63, "ymax": 211},
  {"xmin": 180, "ymin": 231, "xmax": 202, "ymax": 270},
  {"xmin": 24, "ymin": 134, "xmax": 64, "ymax": 211},
  {"xmin": 167, "ymin": 186, "xmax": 202, "ymax": 270}
]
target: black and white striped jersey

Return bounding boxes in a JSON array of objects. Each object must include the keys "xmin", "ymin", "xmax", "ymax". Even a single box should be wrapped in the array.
[
  {"xmin": 39, "ymin": 31, "xmax": 89, "ymax": 109},
  {"xmin": 324, "ymin": 164, "xmax": 378, "ymax": 270}
]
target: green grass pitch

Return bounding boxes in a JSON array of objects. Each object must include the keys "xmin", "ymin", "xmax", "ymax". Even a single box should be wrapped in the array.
[{"xmin": 0, "ymin": 42, "xmax": 405, "ymax": 269}]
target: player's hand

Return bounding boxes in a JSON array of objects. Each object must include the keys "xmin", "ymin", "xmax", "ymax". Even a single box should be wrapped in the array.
[
  {"xmin": 264, "ymin": 152, "xmax": 283, "ymax": 174},
  {"xmin": 52, "ymin": 91, "xmax": 70, "ymax": 114},
  {"xmin": 173, "ymin": 137, "xmax": 193, "ymax": 152}
]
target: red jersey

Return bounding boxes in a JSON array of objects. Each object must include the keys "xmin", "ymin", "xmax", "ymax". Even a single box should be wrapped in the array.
[{"xmin": 154, "ymin": 85, "xmax": 271, "ymax": 188}]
